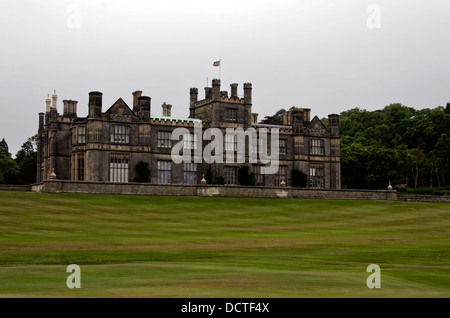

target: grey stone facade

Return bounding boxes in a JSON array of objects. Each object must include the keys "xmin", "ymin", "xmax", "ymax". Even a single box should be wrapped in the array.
[{"xmin": 36, "ymin": 80, "xmax": 341, "ymax": 188}]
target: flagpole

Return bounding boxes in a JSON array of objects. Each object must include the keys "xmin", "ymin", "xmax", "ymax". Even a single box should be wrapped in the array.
[{"xmin": 219, "ymin": 59, "xmax": 221, "ymax": 80}]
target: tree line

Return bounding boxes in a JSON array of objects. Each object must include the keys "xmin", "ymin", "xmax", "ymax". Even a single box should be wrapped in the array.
[
  {"xmin": 0, "ymin": 136, "xmax": 37, "ymax": 184},
  {"xmin": 260, "ymin": 103, "xmax": 450, "ymax": 189}
]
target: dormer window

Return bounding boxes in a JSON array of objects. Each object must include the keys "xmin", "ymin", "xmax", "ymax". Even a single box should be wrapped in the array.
[{"xmin": 110, "ymin": 125, "xmax": 130, "ymax": 143}]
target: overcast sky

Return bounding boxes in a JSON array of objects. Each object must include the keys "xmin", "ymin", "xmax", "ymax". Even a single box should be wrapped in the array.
[{"xmin": 1, "ymin": 0, "xmax": 450, "ymax": 155}]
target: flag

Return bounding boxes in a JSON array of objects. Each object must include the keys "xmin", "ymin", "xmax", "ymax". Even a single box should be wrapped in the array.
[{"xmin": 213, "ymin": 60, "xmax": 220, "ymax": 67}]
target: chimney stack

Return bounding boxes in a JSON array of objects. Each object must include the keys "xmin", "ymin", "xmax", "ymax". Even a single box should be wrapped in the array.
[
  {"xmin": 88, "ymin": 91, "xmax": 103, "ymax": 118},
  {"xmin": 328, "ymin": 114, "xmax": 339, "ymax": 136},
  {"xmin": 243, "ymin": 83, "xmax": 252, "ymax": 104},
  {"xmin": 230, "ymin": 83, "xmax": 238, "ymax": 98},
  {"xmin": 137, "ymin": 96, "xmax": 151, "ymax": 121},
  {"xmin": 162, "ymin": 102, "xmax": 172, "ymax": 117},
  {"xmin": 132, "ymin": 90, "xmax": 142, "ymax": 110}
]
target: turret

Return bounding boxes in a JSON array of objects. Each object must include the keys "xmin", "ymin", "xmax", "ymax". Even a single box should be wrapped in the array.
[
  {"xmin": 204, "ymin": 87, "xmax": 212, "ymax": 100},
  {"xmin": 190, "ymin": 88, "xmax": 198, "ymax": 107},
  {"xmin": 212, "ymin": 78, "xmax": 220, "ymax": 101}
]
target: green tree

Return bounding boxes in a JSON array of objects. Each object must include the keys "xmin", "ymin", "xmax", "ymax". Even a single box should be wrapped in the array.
[
  {"xmin": 14, "ymin": 135, "xmax": 38, "ymax": 184},
  {"xmin": 408, "ymin": 148, "xmax": 426, "ymax": 189},
  {"xmin": 0, "ymin": 140, "xmax": 19, "ymax": 184}
]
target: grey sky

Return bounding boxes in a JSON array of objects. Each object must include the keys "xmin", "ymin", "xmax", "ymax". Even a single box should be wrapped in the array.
[{"xmin": 1, "ymin": 0, "xmax": 450, "ymax": 155}]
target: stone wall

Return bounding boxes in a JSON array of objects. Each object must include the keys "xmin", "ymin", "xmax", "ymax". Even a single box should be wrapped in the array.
[
  {"xmin": 32, "ymin": 180, "xmax": 397, "ymax": 200},
  {"xmin": 398, "ymin": 194, "xmax": 450, "ymax": 203},
  {"xmin": 0, "ymin": 184, "xmax": 31, "ymax": 191}
]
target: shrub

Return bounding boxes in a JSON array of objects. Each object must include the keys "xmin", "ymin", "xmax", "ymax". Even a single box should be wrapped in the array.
[
  {"xmin": 292, "ymin": 169, "xmax": 308, "ymax": 187},
  {"xmin": 133, "ymin": 161, "xmax": 150, "ymax": 182},
  {"xmin": 238, "ymin": 165, "xmax": 256, "ymax": 186}
]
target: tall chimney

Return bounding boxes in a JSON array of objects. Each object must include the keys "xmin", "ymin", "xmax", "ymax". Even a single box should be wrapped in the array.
[
  {"xmin": 328, "ymin": 114, "xmax": 339, "ymax": 136},
  {"xmin": 162, "ymin": 102, "xmax": 172, "ymax": 117},
  {"xmin": 230, "ymin": 83, "xmax": 238, "ymax": 98},
  {"xmin": 137, "ymin": 96, "xmax": 151, "ymax": 121},
  {"xmin": 63, "ymin": 100, "xmax": 69, "ymax": 115},
  {"xmin": 132, "ymin": 90, "xmax": 142, "ymax": 110},
  {"xmin": 72, "ymin": 100, "xmax": 78, "ymax": 115},
  {"xmin": 88, "ymin": 91, "xmax": 103, "ymax": 118},
  {"xmin": 243, "ymin": 83, "xmax": 252, "ymax": 104}
]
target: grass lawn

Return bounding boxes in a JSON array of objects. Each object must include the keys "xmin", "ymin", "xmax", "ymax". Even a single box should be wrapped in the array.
[{"xmin": 0, "ymin": 191, "xmax": 449, "ymax": 297}]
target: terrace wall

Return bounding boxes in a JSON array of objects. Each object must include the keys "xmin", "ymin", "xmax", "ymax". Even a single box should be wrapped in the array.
[
  {"xmin": 0, "ymin": 184, "xmax": 32, "ymax": 191},
  {"xmin": 31, "ymin": 180, "xmax": 398, "ymax": 200},
  {"xmin": 397, "ymin": 194, "xmax": 450, "ymax": 203}
]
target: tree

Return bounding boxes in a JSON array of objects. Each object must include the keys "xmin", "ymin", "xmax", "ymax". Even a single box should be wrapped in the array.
[
  {"xmin": 408, "ymin": 148, "xmax": 426, "ymax": 189},
  {"xmin": 14, "ymin": 135, "xmax": 38, "ymax": 184},
  {"xmin": 0, "ymin": 140, "xmax": 19, "ymax": 184}
]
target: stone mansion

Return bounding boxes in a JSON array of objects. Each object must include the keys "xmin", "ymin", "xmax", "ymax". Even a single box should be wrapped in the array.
[{"xmin": 36, "ymin": 79, "xmax": 341, "ymax": 188}]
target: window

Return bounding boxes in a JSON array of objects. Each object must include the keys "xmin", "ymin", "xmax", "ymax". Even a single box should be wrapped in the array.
[
  {"xmin": 252, "ymin": 138, "xmax": 265, "ymax": 155},
  {"xmin": 183, "ymin": 162, "xmax": 197, "ymax": 184},
  {"xmin": 110, "ymin": 125, "xmax": 130, "ymax": 143},
  {"xmin": 183, "ymin": 133, "xmax": 198, "ymax": 150},
  {"xmin": 158, "ymin": 131, "xmax": 172, "ymax": 148},
  {"xmin": 226, "ymin": 108, "xmax": 237, "ymax": 121},
  {"xmin": 109, "ymin": 154, "xmax": 129, "ymax": 183},
  {"xmin": 77, "ymin": 158, "xmax": 84, "ymax": 181},
  {"xmin": 252, "ymin": 165, "xmax": 265, "ymax": 186},
  {"xmin": 277, "ymin": 139, "xmax": 287, "ymax": 155},
  {"xmin": 310, "ymin": 166, "xmax": 325, "ymax": 188},
  {"xmin": 77, "ymin": 126, "xmax": 86, "ymax": 144},
  {"xmin": 310, "ymin": 139, "xmax": 324, "ymax": 155},
  {"xmin": 157, "ymin": 160, "xmax": 171, "ymax": 184},
  {"xmin": 274, "ymin": 166, "xmax": 287, "ymax": 187},
  {"xmin": 225, "ymin": 134, "xmax": 238, "ymax": 152},
  {"xmin": 224, "ymin": 167, "xmax": 237, "ymax": 185}
]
